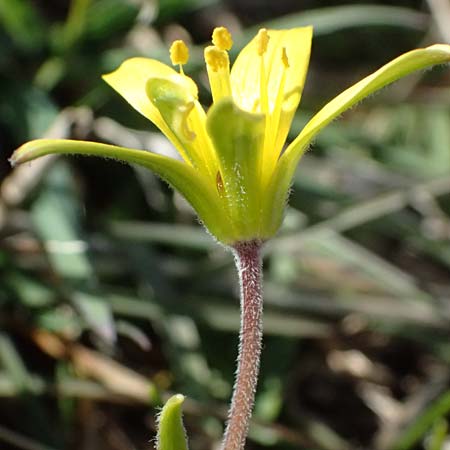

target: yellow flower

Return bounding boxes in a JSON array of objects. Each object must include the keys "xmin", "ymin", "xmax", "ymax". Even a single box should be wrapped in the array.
[{"xmin": 11, "ymin": 27, "xmax": 450, "ymax": 245}]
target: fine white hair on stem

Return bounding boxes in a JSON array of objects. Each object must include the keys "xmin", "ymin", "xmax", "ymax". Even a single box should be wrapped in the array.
[{"xmin": 221, "ymin": 240, "xmax": 264, "ymax": 450}]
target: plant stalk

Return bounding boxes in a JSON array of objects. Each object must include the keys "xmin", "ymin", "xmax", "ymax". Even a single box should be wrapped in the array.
[{"xmin": 221, "ymin": 240, "xmax": 264, "ymax": 450}]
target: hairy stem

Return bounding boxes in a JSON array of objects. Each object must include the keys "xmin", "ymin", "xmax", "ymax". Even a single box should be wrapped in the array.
[{"xmin": 221, "ymin": 240, "xmax": 264, "ymax": 450}]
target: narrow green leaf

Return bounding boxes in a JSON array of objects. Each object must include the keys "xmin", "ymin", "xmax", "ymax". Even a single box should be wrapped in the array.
[
  {"xmin": 31, "ymin": 162, "xmax": 93, "ymax": 281},
  {"xmin": 0, "ymin": 82, "xmax": 58, "ymax": 140},
  {"xmin": 6, "ymin": 272, "xmax": 56, "ymax": 308},
  {"xmin": 157, "ymin": 394, "xmax": 189, "ymax": 450},
  {"xmin": 73, "ymin": 292, "xmax": 116, "ymax": 344},
  {"xmin": 0, "ymin": 333, "xmax": 30, "ymax": 391},
  {"xmin": 109, "ymin": 221, "xmax": 215, "ymax": 250},
  {"xmin": 84, "ymin": 0, "xmax": 140, "ymax": 41},
  {"xmin": 427, "ymin": 419, "xmax": 448, "ymax": 450},
  {"xmin": 62, "ymin": 0, "xmax": 91, "ymax": 49},
  {"xmin": 250, "ymin": 5, "xmax": 428, "ymax": 36},
  {"xmin": 0, "ymin": 0, "xmax": 46, "ymax": 51},
  {"xmin": 392, "ymin": 391, "xmax": 450, "ymax": 450}
]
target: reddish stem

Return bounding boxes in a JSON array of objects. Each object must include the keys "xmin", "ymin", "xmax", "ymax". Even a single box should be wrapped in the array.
[{"xmin": 221, "ymin": 240, "xmax": 264, "ymax": 450}]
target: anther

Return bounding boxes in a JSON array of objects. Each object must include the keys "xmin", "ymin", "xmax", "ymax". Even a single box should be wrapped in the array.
[
  {"xmin": 204, "ymin": 45, "xmax": 229, "ymax": 72},
  {"xmin": 281, "ymin": 47, "xmax": 289, "ymax": 68},
  {"xmin": 170, "ymin": 40, "xmax": 189, "ymax": 66},
  {"xmin": 256, "ymin": 28, "xmax": 269, "ymax": 56},
  {"xmin": 212, "ymin": 27, "xmax": 233, "ymax": 51}
]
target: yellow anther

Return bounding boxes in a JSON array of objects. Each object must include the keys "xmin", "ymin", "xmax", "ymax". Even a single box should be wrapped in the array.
[
  {"xmin": 212, "ymin": 27, "xmax": 233, "ymax": 51},
  {"xmin": 256, "ymin": 28, "xmax": 269, "ymax": 55},
  {"xmin": 281, "ymin": 47, "xmax": 289, "ymax": 68},
  {"xmin": 170, "ymin": 40, "xmax": 189, "ymax": 66},
  {"xmin": 204, "ymin": 45, "xmax": 229, "ymax": 72},
  {"xmin": 204, "ymin": 45, "xmax": 232, "ymax": 102}
]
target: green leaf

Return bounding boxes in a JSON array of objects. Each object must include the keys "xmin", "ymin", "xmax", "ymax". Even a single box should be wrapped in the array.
[
  {"xmin": 427, "ymin": 419, "xmax": 448, "ymax": 450},
  {"xmin": 392, "ymin": 390, "xmax": 450, "ymax": 450},
  {"xmin": 5, "ymin": 272, "xmax": 56, "ymax": 308},
  {"xmin": 109, "ymin": 221, "xmax": 215, "ymax": 250},
  {"xmin": 84, "ymin": 0, "xmax": 139, "ymax": 41},
  {"xmin": 0, "ymin": 0, "xmax": 46, "ymax": 51},
  {"xmin": 249, "ymin": 5, "xmax": 428, "ymax": 36},
  {"xmin": 0, "ymin": 333, "xmax": 31, "ymax": 391},
  {"xmin": 157, "ymin": 394, "xmax": 189, "ymax": 450},
  {"xmin": 31, "ymin": 162, "xmax": 93, "ymax": 281},
  {"xmin": 73, "ymin": 292, "xmax": 116, "ymax": 344},
  {"xmin": 0, "ymin": 81, "xmax": 58, "ymax": 141},
  {"xmin": 63, "ymin": 0, "xmax": 91, "ymax": 46},
  {"xmin": 157, "ymin": 0, "xmax": 218, "ymax": 23}
]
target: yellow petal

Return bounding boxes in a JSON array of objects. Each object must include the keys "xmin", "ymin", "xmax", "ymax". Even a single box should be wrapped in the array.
[
  {"xmin": 103, "ymin": 57, "xmax": 198, "ymax": 165},
  {"xmin": 230, "ymin": 27, "xmax": 312, "ymax": 182},
  {"xmin": 230, "ymin": 27, "xmax": 312, "ymax": 115}
]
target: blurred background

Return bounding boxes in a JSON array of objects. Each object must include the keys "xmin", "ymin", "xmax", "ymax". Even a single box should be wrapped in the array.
[{"xmin": 1, "ymin": 0, "xmax": 450, "ymax": 449}]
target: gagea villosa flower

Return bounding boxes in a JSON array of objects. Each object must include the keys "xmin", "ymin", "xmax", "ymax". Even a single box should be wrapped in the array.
[
  {"xmin": 11, "ymin": 27, "xmax": 450, "ymax": 245},
  {"xmin": 10, "ymin": 26, "xmax": 450, "ymax": 450}
]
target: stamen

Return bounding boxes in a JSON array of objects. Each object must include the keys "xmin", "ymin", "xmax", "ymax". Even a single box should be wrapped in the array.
[
  {"xmin": 212, "ymin": 27, "xmax": 233, "ymax": 51},
  {"xmin": 256, "ymin": 28, "xmax": 269, "ymax": 55},
  {"xmin": 204, "ymin": 45, "xmax": 232, "ymax": 102},
  {"xmin": 170, "ymin": 40, "xmax": 189, "ymax": 70},
  {"xmin": 256, "ymin": 29, "xmax": 269, "ymax": 114},
  {"xmin": 261, "ymin": 47, "xmax": 290, "ymax": 184},
  {"xmin": 204, "ymin": 45, "xmax": 229, "ymax": 72}
]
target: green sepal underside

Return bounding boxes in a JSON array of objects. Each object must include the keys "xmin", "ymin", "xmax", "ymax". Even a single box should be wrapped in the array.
[
  {"xmin": 156, "ymin": 394, "xmax": 189, "ymax": 450},
  {"xmin": 262, "ymin": 44, "xmax": 450, "ymax": 236},
  {"xmin": 146, "ymin": 78, "xmax": 194, "ymax": 147},
  {"xmin": 146, "ymin": 77, "xmax": 203, "ymax": 169},
  {"xmin": 206, "ymin": 98, "xmax": 266, "ymax": 240},
  {"xmin": 146, "ymin": 76, "xmax": 220, "ymax": 187},
  {"xmin": 10, "ymin": 139, "xmax": 235, "ymax": 243}
]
